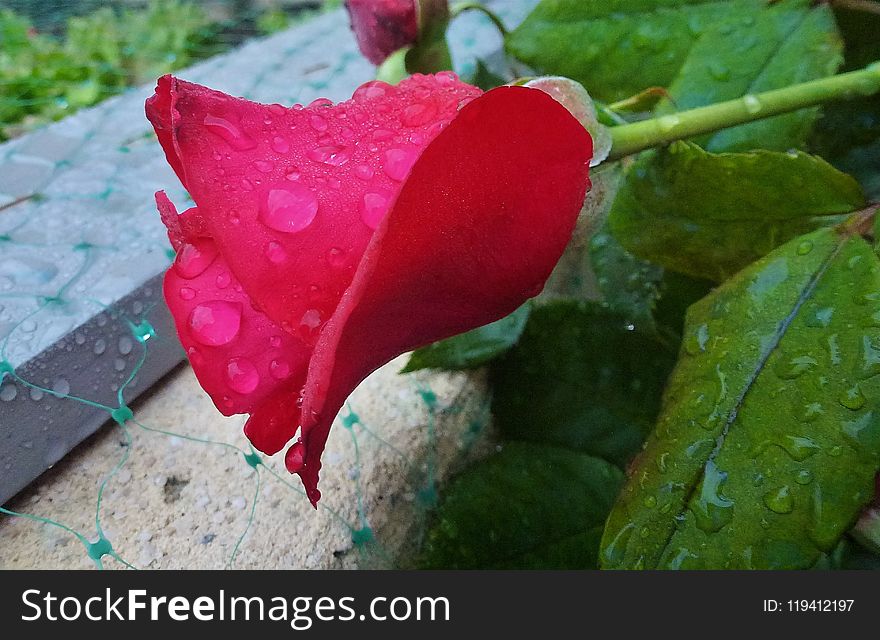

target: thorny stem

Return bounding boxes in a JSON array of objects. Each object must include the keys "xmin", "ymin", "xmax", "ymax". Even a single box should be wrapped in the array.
[{"xmin": 608, "ymin": 61, "xmax": 880, "ymax": 161}]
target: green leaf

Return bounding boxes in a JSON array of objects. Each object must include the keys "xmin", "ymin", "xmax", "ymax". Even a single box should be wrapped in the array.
[
  {"xmin": 468, "ymin": 59, "xmax": 507, "ymax": 91},
  {"xmin": 590, "ymin": 228, "xmax": 665, "ymax": 330},
  {"xmin": 401, "ymin": 304, "xmax": 530, "ymax": 372},
  {"xmin": 601, "ymin": 225, "xmax": 880, "ymax": 569},
  {"xmin": 417, "ymin": 443, "xmax": 623, "ymax": 569},
  {"xmin": 809, "ymin": 6, "xmax": 880, "ymax": 199},
  {"xmin": 659, "ymin": 0, "xmax": 842, "ymax": 152},
  {"xmin": 607, "ymin": 142, "xmax": 866, "ymax": 282},
  {"xmin": 506, "ymin": 0, "xmax": 764, "ymax": 103},
  {"xmin": 492, "ymin": 301, "xmax": 677, "ymax": 467}
]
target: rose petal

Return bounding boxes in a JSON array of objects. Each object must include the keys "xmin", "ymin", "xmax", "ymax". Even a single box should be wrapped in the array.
[
  {"xmin": 158, "ymin": 194, "xmax": 310, "ymax": 435},
  {"xmin": 294, "ymin": 86, "xmax": 593, "ymax": 505},
  {"xmin": 148, "ymin": 73, "xmax": 479, "ymax": 338}
]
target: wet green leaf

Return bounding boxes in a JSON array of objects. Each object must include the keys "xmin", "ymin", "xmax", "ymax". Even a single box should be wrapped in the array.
[
  {"xmin": 810, "ymin": 6, "xmax": 880, "ymax": 199},
  {"xmin": 590, "ymin": 229, "xmax": 665, "ymax": 331},
  {"xmin": 506, "ymin": 0, "xmax": 763, "ymax": 103},
  {"xmin": 417, "ymin": 443, "xmax": 623, "ymax": 569},
  {"xmin": 607, "ymin": 142, "xmax": 865, "ymax": 282},
  {"xmin": 492, "ymin": 301, "xmax": 677, "ymax": 467},
  {"xmin": 401, "ymin": 304, "xmax": 530, "ymax": 372},
  {"xmin": 601, "ymin": 226, "xmax": 880, "ymax": 569},
  {"xmin": 659, "ymin": 0, "xmax": 842, "ymax": 152}
]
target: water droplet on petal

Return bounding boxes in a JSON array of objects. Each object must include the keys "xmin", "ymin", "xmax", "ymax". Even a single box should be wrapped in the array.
[
  {"xmin": 382, "ymin": 147, "xmax": 418, "ymax": 181},
  {"xmin": 260, "ymin": 184, "xmax": 318, "ymax": 233},
  {"xmin": 271, "ymin": 136, "xmax": 290, "ymax": 153},
  {"xmin": 269, "ymin": 359, "xmax": 291, "ymax": 380},
  {"xmin": 309, "ymin": 114, "xmax": 328, "ymax": 132},
  {"xmin": 203, "ymin": 114, "xmax": 257, "ymax": 150},
  {"xmin": 361, "ymin": 191, "xmax": 391, "ymax": 229},
  {"xmin": 354, "ymin": 81, "xmax": 390, "ymax": 100},
  {"xmin": 265, "ymin": 241, "xmax": 287, "ymax": 263},
  {"xmin": 285, "ymin": 440, "xmax": 306, "ymax": 473},
  {"xmin": 401, "ymin": 102, "xmax": 437, "ymax": 127},
  {"xmin": 188, "ymin": 301, "xmax": 242, "ymax": 346},
  {"xmin": 174, "ymin": 239, "xmax": 218, "ymax": 279},
  {"xmin": 285, "ymin": 168, "xmax": 301, "ymax": 181},
  {"xmin": 179, "ymin": 287, "xmax": 196, "ymax": 300},
  {"xmin": 300, "ymin": 309, "xmax": 322, "ymax": 330},
  {"xmin": 269, "ymin": 335, "xmax": 282, "ymax": 348},
  {"xmin": 797, "ymin": 240, "xmax": 814, "ymax": 255},
  {"xmin": 254, "ymin": 160, "xmax": 274, "ymax": 173},
  {"xmin": 307, "ymin": 145, "xmax": 351, "ymax": 166},
  {"xmin": 354, "ymin": 164, "xmax": 374, "ymax": 181},
  {"xmin": 327, "ymin": 247, "xmax": 347, "ymax": 268},
  {"xmin": 215, "ymin": 271, "xmax": 231, "ymax": 289},
  {"xmin": 226, "ymin": 357, "xmax": 259, "ymax": 394}
]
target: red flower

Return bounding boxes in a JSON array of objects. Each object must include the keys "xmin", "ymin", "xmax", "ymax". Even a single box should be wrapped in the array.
[
  {"xmin": 145, "ymin": 72, "xmax": 592, "ymax": 505},
  {"xmin": 344, "ymin": 0, "xmax": 419, "ymax": 64}
]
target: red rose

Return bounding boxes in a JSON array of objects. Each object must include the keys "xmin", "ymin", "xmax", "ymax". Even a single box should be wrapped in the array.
[
  {"xmin": 344, "ymin": 0, "xmax": 420, "ymax": 65},
  {"xmin": 145, "ymin": 72, "xmax": 592, "ymax": 505}
]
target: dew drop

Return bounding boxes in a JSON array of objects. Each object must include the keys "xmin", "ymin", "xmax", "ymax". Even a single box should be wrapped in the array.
[
  {"xmin": 269, "ymin": 335, "xmax": 282, "ymax": 348},
  {"xmin": 763, "ymin": 486, "xmax": 794, "ymax": 514},
  {"xmin": 188, "ymin": 301, "xmax": 242, "ymax": 346},
  {"xmin": 307, "ymin": 145, "xmax": 351, "ymax": 166},
  {"xmin": 260, "ymin": 184, "xmax": 319, "ymax": 233},
  {"xmin": 658, "ymin": 115, "xmax": 680, "ymax": 133},
  {"xmin": 285, "ymin": 440, "xmax": 306, "ymax": 473},
  {"xmin": 93, "ymin": 338, "xmax": 106, "ymax": 355},
  {"xmin": 300, "ymin": 309, "xmax": 322, "ymax": 330},
  {"xmin": 309, "ymin": 114, "xmax": 328, "ymax": 132},
  {"xmin": 226, "ymin": 357, "xmax": 260, "ymax": 394},
  {"xmin": 203, "ymin": 114, "xmax": 257, "ymax": 150},
  {"xmin": 0, "ymin": 383, "xmax": 16, "ymax": 402},
  {"xmin": 179, "ymin": 287, "xmax": 196, "ymax": 300},
  {"xmin": 327, "ymin": 247, "xmax": 347, "ymax": 268},
  {"xmin": 265, "ymin": 241, "xmax": 287, "ymax": 264},
  {"xmin": 118, "ymin": 336, "xmax": 133, "ymax": 355},
  {"xmin": 401, "ymin": 101, "xmax": 437, "ymax": 127},
  {"xmin": 254, "ymin": 160, "xmax": 274, "ymax": 173},
  {"xmin": 361, "ymin": 191, "xmax": 391, "ymax": 230},
  {"xmin": 354, "ymin": 164, "xmax": 374, "ymax": 181},
  {"xmin": 52, "ymin": 377, "xmax": 70, "ymax": 397},
  {"xmin": 271, "ymin": 136, "xmax": 290, "ymax": 153},
  {"xmin": 381, "ymin": 147, "xmax": 418, "ymax": 181},
  {"xmin": 796, "ymin": 240, "xmax": 814, "ymax": 255},
  {"xmin": 795, "ymin": 469, "xmax": 813, "ymax": 485},
  {"xmin": 743, "ymin": 94, "xmax": 762, "ymax": 114},
  {"xmin": 354, "ymin": 81, "xmax": 390, "ymax": 100},
  {"xmin": 173, "ymin": 238, "xmax": 218, "ymax": 279},
  {"xmin": 707, "ymin": 61, "xmax": 730, "ymax": 81},
  {"xmin": 285, "ymin": 168, "xmax": 301, "ymax": 181},
  {"xmin": 838, "ymin": 384, "xmax": 866, "ymax": 410},
  {"xmin": 269, "ymin": 359, "xmax": 291, "ymax": 380},
  {"xmin": 215, "ymin": 271, "xmax": 231, "ymax": 289}
]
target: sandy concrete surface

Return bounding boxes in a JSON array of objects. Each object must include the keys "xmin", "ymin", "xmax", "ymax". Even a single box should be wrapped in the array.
[{"xmin": 0, "ymin": 358, "xmax": 493, "ymax": 569}]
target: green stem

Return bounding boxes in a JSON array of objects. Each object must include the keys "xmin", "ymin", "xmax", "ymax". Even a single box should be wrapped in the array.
[
  {"xmin": 375, "ymin": 47, "xmax": 410, "ymax": 85},
  {"xmin": 608, "ymin": 62, "xmax": 880, "ymax": 161},
  {"xmin": 450, "ymin": 2, "xmax": 508, "ymax": 37}
]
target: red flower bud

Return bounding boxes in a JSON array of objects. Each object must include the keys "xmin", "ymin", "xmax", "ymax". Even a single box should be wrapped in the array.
[
  {"xmin": 345, "ymin": 0, "xmax": 418, "ymax": 64},
  {"xmin": 146, "ymin": 72, "xmax": 592, "ymax": 505}
]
